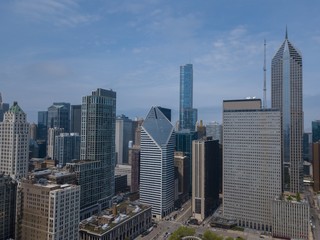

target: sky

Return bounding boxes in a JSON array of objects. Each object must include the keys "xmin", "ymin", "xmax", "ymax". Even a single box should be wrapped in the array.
[{"xmin": 1, "ymin": 0, "xmax": 320, "ymax": 131}]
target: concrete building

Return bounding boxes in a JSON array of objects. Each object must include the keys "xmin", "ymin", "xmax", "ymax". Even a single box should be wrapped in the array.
[
  {"xmin": 272, "ymin": 193, "xmax": 309, "ymax": 240},
  {"xmin": 17, "ymin": 179, "xmax": 80, "ymax": 240},
  {"xmin": 79, "ymin": 201, "xmax": 152, "ymax": 240},
  {"xmin": 140, "ymin": 106, "xmax": 175, "ymax": 219},
  {"xmin": 192, "ymin": 138, "xmax": 220, "ymax": 222},
  {"xmin": 116, "ymin": 115, "xmax": 134, "ymax": 164},
  {"xmin": 128, "ymin": 146, "xmax": 140, "ymax": 193},
  {"xmin": 174, "ymin": 151, "xmax": 190, "ymax": 203},
  {"xmin": 179, "ymin": 64, "xmax": 197, "ymax": 131},
  {"xmin": 115, "ymin": 164, "xmax": 132, "ymax": 187},
  {"xmin": 47, "ymin": 127, "xmax": 64, "ymax": 159},
  {"xmin": 223, "ymin": 99, "xmax": 282, "ymax": 231},
  {"xmin": 0, "ymin": 102, "xmax": 29, "ymax": 179},
  {"xmin": 54, "ymin": 132, "xmax": 80, "ymax": 166},
  {"xmin": 271, "ymin": 30, "xmax": 303, "ymax": 193},
  {"xmin": 0, "ymin": 174, "xmax": 16, "ymax": 240}
]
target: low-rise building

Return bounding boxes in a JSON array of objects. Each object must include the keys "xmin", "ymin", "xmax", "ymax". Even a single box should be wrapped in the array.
[
  {"xmin": 79, "ymin": 201, "xmax": 152, "ymax": 240},
  {"xmin": 272, "ymin": 192, "xmax": 309, "ymax": 240}
]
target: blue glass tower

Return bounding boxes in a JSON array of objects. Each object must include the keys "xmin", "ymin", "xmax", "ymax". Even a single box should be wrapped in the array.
[{"xmin": 179, "ymin": 64, "xmax": 197, "ymax": 130}]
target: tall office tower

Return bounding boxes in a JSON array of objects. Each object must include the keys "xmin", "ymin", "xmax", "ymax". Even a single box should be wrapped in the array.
[
  {"xmin": 70, "ymin": 104, "xmax": 81, "ymax": 134},
  {"xmin": 174, "ymin": 152, "xmax": 190, "ymax": 203},
  {"xmin": 133, "ymin": 118, "xmax": 144, "ymax": 146},
  {"xmin": 54, "ymin": 133, "xmax": 80, "ymax": 166},
  {"xmin": 0, "ymin": 92, "xmax": 9, "ymax": 122},
  {"xmin": 48, "ymin": 102, "xmax": 70, "ymax": 133},
  {"xmin": 47, "ymin": 127, "xmax": 64, "ymax": 159},
  {"xmin": 128, "ymin": 145, "xmax": 140, "ymax": 193},
  {"xmin": 78, "ymin": 88, "xmax": 116, "ymax": 217},
  {"xmin": 192, "ymin": 138, "xmax": 220, "ymax": 222},
  {"xmin": 0, "ymin": 174, "xmax": 16, "ymax": 240},
  {"xmin": 271, "ymin": 31, "xmax": 303, "ymax": 193},
  {"xmin": 313, "ymin": 142, "xmax": 320, "ymax": 192},
  {"xmin": 196, "ymin": 120, "xmax": 206, "ymax": 139},
  {"xmin": 206, "ymin": 121, "xmax": 222, "ymax": 143},
  {"xmin": 140, "ymin": 106, "xmax": 175, "ymax": 219},
  {"xmin": 29, "ymin": 123, "xmax": 37, "ymax": 140},
  {"xmin": 312, "ymin": 120, "xmax": 320, "ymax": 143},
  {"xmin": 116, "ymin": 115, "xmax": 133, "ymax": 164},
  {"xmin": 17, "ymin": 180, "xmax": 80, "ymax": 240},
  {"xmin": 179, "ymin": 64, "xmax": 197, "ymax": 130},
  {"xmin": 0, "ymin": 102, "xmax": 29, "ymax": 179},
  {"xmin": 223, "ymin": 99, "xmax": 282, "ymax": 231},
  {"xmin": 37, "ymin": 111, "xmax": 48, "ymax": 140},
  {"xmin": 303, "ymin": 132, "xmax": 312, "ymax": 162}
]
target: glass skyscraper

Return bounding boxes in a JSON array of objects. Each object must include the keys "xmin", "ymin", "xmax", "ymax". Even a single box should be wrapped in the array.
[
  {"xmin": 271, "ymin": 30, "xmax": 303, "ymax": 193},
  {"xmin": 179, "ymin": 64, "xmax": 197, "ymax": 130}
]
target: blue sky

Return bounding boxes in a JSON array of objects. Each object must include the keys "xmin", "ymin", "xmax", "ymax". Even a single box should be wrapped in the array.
[{"xmin": 1, "ymin": 0, "xmax": 320, "ymax": 131}]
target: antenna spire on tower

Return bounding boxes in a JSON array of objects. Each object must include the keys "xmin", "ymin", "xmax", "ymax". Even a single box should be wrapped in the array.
[
  {"xmin": 263, "ymin": 39, "xmax": 267, "ymax": 109},
  {"xmin": 285, "ymin": 25, "xmax": 288, "ymax": 39}
]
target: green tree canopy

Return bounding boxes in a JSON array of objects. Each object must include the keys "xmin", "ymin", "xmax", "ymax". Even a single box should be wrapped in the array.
[
  {"xmin": 202, "ymin": 230, "xmax": 223, "ymax": 240},
  {"xmin": 169, "ymin": 226, "xmax": 196, "ymax": 240}
]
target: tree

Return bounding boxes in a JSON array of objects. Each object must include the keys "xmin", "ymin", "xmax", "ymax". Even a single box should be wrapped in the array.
[
  {"xmin": 169, "ymin": 226, "xmax": 195, "ymax": 240},
  {"xmin": 296, "ymin": 192, "xmax": 301, "ymax": 202},
  {"xmin": 202, "ymin": 230, "xmax": 223, "ymax": 240},
  {"xmin": 225, "ymin": 237, "xmax": 234, "ymax": 240}
]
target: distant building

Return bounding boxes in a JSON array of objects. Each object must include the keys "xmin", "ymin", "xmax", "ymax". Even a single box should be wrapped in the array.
[
  {"xmin": 29, "ymin": 123, "xmax": 37, "ymax": 140},
  {"xmin": 313, "ymin": 142, "xmax": 320, "ymax": 192},
  {"xmin": 37, "ymin": 111, "xmax": 48, "ymax": 140},
  {"xmin": 272, "ymin": 193, "xmax": 309, "ymax": 240},
  {"xmin": 0, "ymin": 174, "xmax": 16, "ymax": 240},
  {"xmin": 206, "ymin": 121, "xmax": 222, "ymax": 143},
  {"xmin": 54, "ymin": 133, "xmax": 80, "ymax": 166},
  {"xmin": 16, "ymin": 180, "xmax": 80, "ymax": 240},
  {"xmin": 192, "ymin": 138, "xmax": 220, "ymax": 222},
  {"xmin": 133, "ymin": 119, "xmax": 144, "ymax": 146},
  {"xmin": 0, "ymin": 92, "xmax": 9, "ymax": 122},
  {"xmin": 70, "ymin": 104, "xmax": 81, "ymax": 134},
  {"xmin": 47, "ymin": 127, "xmax": 64, "ymax": 159},
  {"xmin": 115, "ymin": 175, "xmax": 128, "ymax": 193},
  {"xmin": 0, "ymin": 102, "xmax": 29, "ymax": 179},
  {"xmin": 48, "ymin": 102, "xmax": 70, "ymax": 133},
  {"xmin": 79, "ymin": 201, "xmax": 152, "ymax": 240},
  {"xmin": 128, "ymin": 146, "xmax": 140, "ymax": 193},
  {"xmin": 174, "ymin": 151, "xmax": 190, "ymax": 203},
  {"xmin": 312, "ymin": 120, "xmax": 320, "ymax": 143},
  {"xmin": 115, "ymin": 164, "xmax": 132, "ymax": 187},
  {"xmin": 116, "ymin": 115, "xmax": 133, "ymax": 164},
  {"xmin": 223, "ymin": 99, "xmax": 282, "ymax": 232},
  {"xmin": 196, "ymin": 120, "xmax": 206, "ymax": 139},
  {"xmin": 179, "ymin": 64, "xmax": 197, "ymax": 131},
  {"xmin": 140, "ymin": 106, "xmax": 175, "ymax": 219},
  {"xmin": 303, "ymin": 132, "xmax": 312, "ymax": 162}
]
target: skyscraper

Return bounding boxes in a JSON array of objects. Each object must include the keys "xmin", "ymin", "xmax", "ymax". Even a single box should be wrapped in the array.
[
  {"xmin": 0, "ymin": 102, "xmax": 29, "ymax": 179},
  {"xmin": 115, "ymin": 115, "xmax": 133, "ymax": 164},
  {"xmin": 312, "ymin": 120, "xmax": 320, "ymax": 143},
  {"xmin": 37, "ymin": 111, "xmax": 48, "ymax": 140},
  {"xmin": 0, "ymin": 92, "xmax": 9, "ymax": 122},
  {"xmin": 271, "ymin": 30, "xmax": 303, "ymax": 193},
  {"xmin": 70, "ymin": 104, "xmax": 81, "ymax": 134},
  {"xmin": 48, "ymin": 102, "xmax": 70, "ymax": 133},
  {"xmin": 223, "ymin": 99, "xmax": 282, "ymax": 231},
  {"xmin": 54, "ymin": 133, "xmax": 80, "ymax": 166},
  {"xmin": 179, "ymin": 64, "xmax": 197, "ymax": 131},
  {"xmin": 140, "ymin": 106, "xmax": 175, "ymax": 219},
  {"xmin": 47, "ymin": 127, "xmax": 64, "ymax": 159}
]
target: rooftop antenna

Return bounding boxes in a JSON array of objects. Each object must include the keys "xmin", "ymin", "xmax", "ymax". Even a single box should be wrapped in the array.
[{"xmin": 263, "ymin": 39, "xmax": 267, "ymax": 109}]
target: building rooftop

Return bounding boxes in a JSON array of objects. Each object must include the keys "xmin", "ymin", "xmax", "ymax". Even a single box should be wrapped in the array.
[
  {"xmin": 79, "ymin": 201, "xmax": 151, "ymax": 236},
  {"xmin": 274, "ymin": 192, "xmax": 308, "ymax": 204}
]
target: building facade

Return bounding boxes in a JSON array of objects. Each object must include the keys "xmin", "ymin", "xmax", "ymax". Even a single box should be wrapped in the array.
[
  {"xmin": 192, "ymin": 138, "xmax": 220, "ymax": 222},
  {"xmin": 0, "ymin": 102, "xmax": 29, "ymax": 179},
  {"xmin": 70, "ymin": 104, "xmax": 81, "ymax": 134},
  {"xmin": 223, "ymin": 99, "xmax": 282, "ymax": 232},
  {"xmin": 129, "ymin": 146, "xmax": 140, "ymax": 193},
  {"xmin": 47, "ymin": 127, "xmax": 64, "ymax": 159},
  {"xmin": 54, "ymin": 133, "xmax": 80, "ymax": 166},
  {"xmin": 0, "ymin": 92, "xmax": 9, "ymax": 122},
  {"xmin": 206, "ymin": 121, "xmax": 222, "ymax": 143},
  {"xmin": 115, "ymin": 115, "xmax": 133, "ymax": 164},
  {"xmin": 271, "ymin": 31, "xmax": 303, "ymax": 193},
  {"xmin": 48, "ymin": 102, "xmax": 70, "ymax": 133},
  {"xmin": 174, "ymin": 151, "xmax": 190, "ymax": 202},
  {"xmin": 313, "ymin": 142, "xmax": 320, "ymax": 192},
  {"xmin": 179, "ymin": 64, "xmax": 197, "ymax": 131},
  {"xmin": 140, "ymin": 106, "xmax": 175, "ymax": 219}
]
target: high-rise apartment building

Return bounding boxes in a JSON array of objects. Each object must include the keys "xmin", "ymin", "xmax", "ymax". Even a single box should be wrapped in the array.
[
  {"xmin": 17, "ymin": 180, "xmax": 80, "ymax": 240},
  {"xmin": 70, "ymin": 104, "xmax": 81, "ymax": 134},
  {"xmin": 47, "ymin": 127, "xmax": 64, "ymax": 159},
  {"xmin": 271, "ymin": 31, "xmax": 303, "ymax": 193},
  {"xmin": 0, "ymin": 174, "xmax": 16, "ymax": 240},
  {"xmin": 48, "ymin": 102, "xmax": 70, "ymax": 133},
  {"xmin": 0, "ymin": 102, "xmax": 29, "ymax": 179},
  {"xmin": 54, "ymin": 133, "xmax": 80, "ymax": 166},
  {"xmin": 0, "ymin": 92, "xmax": 9, "ymax": 122},
  {"xmin": 140, "ymin": 106, "xmax": 175, "ymax": 219},
  {"xmin": 192, "ymin": 138, "xmax": 220, "ymax": 222},
  {"xmin": 116, "ymin": 115, "xmax": 133, "ymax": 164},
  {"xmin": 179, "ymin": 64, "xmax": 197, "ymax": 131},
  {"xmin": 223, "ymin": 99, "xmax": 282, "ymax": 232},
  {"xmin": 71, "ymin": 88, "xmax": 116, "ymax": 218}
]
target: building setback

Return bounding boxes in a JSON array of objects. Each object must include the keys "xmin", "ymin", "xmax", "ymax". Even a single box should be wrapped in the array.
[
  {"xmin": 140, "ymin": 106, "xmax": 175, "ymax": 219},
  {"xmin": 223, "ymin": 99, "xmax": 282, "ymax": 232}
]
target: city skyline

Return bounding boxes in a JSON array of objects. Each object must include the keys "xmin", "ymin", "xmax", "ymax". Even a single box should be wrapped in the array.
[{"xmin": 1, "ymin": 1, "xmax": 320, "ymax": 130}]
